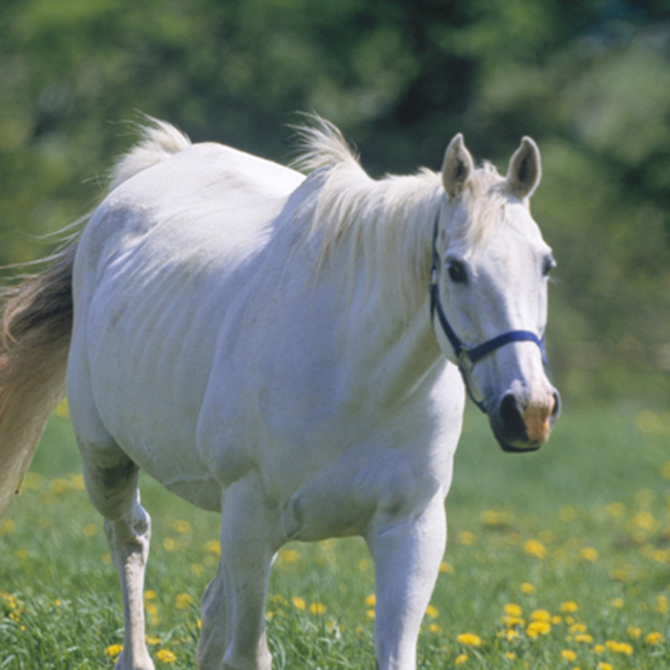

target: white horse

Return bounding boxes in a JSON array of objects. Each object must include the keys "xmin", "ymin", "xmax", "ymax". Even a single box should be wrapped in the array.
[{"xmin": 0, "ymin": 118, "xmax": 559, "ymax": 670}]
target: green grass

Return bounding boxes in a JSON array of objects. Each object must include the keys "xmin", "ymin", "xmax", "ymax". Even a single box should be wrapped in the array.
[{"xmin": 1, "ymin": 404, "xmax": 669, "ymax": 668}]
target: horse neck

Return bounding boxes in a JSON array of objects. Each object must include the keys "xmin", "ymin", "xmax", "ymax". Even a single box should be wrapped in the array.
[{"xmin": 324, "ymin": 208, "xmax": 444, "ymax": 409}]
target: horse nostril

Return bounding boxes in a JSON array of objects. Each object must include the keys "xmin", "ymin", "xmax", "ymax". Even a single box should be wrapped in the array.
[
  {"xmin": 551, "ymin": 391, "xmax": 561, "ymax": 419},
  {"xmin": 498, "ymin": 393, "xmax": 526, "ymax": 435}
]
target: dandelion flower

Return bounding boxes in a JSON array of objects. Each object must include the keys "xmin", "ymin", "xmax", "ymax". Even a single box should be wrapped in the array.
[
  {"xmin": 526, "ymin": 620, "xmax": 551, "ymax": 637},
  {"xmin": 425, "ymin": 605, "xmax": 439, "ymax": 619},
  {"xmin": 104, "ymin": 644, "xmax": 123, "ymax": 659},
  {"xmin": 309, "ymin": 602, "xmax": 327, "ymax": 615},
  {"xmin": 523, "ymin": 539, "xmax": 547, "ymax": 559},
  {"xmin": 561, "ymin": 649, "xmax": 577, "ymax": 662},
  {"xmin": 530, "ymin": 609, "xmax": 551, "ymax": 622},
  {"xmin": 520, "ymin": 582, "xmax": 536, "ymax": 594},
  {"xmin": 644, "ymin": 631, "xmax": 664, "ymax": 645},
  {"xmin": 605, "ymin": 640, "xmax": 633, "ymax": 655},
  {"xmin": 456, "ymin": 633, "xmax": 482, "ymax": 647},
  {"xmin": 364, "ymin": 594, "xmax": 376, "ymax": 607},
  {"xmin": 156, "ymin": 649, "xmax": 177, "ymax": 664},
  {"xmin": 560, "ymin": 601, "xmax": 579, "ymax": 613},
  {"xmin": 429, "ymin": 623, "xmax": 443, "ymax": 634},
  {"xmin": 454, "ymin": 653, "xmax": 468, "ymax": 665},
  {"xmin": 203, "ymin": 540, "xmax": 221, "ymax": 555},
  {"xmin": 175, "ymin": 593, "xmax": 194, "ymax": 610},
  {"xmin": 579, "ymin": 547, "xmax": 599, "ymax": 562},
  {"xmin": 504, "ymin": 603, "xmax": 523, "ymax": 617},
  {"xmin": 292, "ymin": 597, "xmax": 306, "ymax": 610}
]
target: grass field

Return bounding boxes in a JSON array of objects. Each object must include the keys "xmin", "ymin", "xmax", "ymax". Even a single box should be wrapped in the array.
[{"xmin": 1, "ymin": 402, "xmax": 669, "ymax": 669}]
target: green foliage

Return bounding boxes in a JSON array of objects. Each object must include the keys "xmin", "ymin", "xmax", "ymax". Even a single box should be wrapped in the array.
[
  {"xmin": 1, "ymin": 0, "xmax": 669, "ymax": 404},
  {"xmin": 2, "ymin": 407, "xmax": 670, "ymax": 667}
]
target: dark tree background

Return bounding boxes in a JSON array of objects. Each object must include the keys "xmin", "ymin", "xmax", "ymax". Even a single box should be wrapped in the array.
[{"xmin": 2, "ymin": 0, "xmax": 670, "ymax": 405}]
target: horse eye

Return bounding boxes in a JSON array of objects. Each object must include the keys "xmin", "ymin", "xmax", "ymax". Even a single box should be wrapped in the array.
[
  {"xmin": 542, "ymin": 255, "xmax": 556, "ymax": 277},
  {"xmin": 447, "ymin": 260, "xmax": 468, "ymax": 284}
]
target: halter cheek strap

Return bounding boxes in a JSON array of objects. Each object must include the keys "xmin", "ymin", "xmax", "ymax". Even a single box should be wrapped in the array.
[{"xmin": 429, "ymin": 216, "xmax": 547, "ymax": 413}]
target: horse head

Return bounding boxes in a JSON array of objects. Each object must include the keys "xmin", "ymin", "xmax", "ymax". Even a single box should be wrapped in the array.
[{"xmin": 432, "ymin": 134, "xmax": 560, "ymax": 452}]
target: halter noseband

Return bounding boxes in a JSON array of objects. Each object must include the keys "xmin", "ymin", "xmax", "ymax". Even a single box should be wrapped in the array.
[{"xmin": 429, "ymin": 215, "xmax": 546, "ymax": 413}]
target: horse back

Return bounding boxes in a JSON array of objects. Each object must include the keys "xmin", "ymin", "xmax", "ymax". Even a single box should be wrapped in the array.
[{"xmin": 68, "ymin": 141, "xmax": 303, "ymax": 507}]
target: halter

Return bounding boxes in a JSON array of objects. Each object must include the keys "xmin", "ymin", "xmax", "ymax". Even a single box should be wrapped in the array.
[{"xmin": 429, "ymin": 215, "xmax": 546, "ymax": 413}]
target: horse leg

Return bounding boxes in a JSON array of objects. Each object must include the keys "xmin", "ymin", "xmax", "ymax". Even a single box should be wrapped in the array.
[
  {"xmin": 366, "ymin": 498, "xmax": 446, "ymax": 670},
  {"xmin": 81, "ymin": 449, "xmax": 154, "ymax": 670},
  {"xmin": 198, "ymin": 474, "xmax": 275, "ymax": 670},
  {"xmin": 196, "ymin": 560, "xmax": 227, "ymax": 668}
]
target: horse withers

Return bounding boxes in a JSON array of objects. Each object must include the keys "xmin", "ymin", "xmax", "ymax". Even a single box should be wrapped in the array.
[{"xmin": 0, "ymin": 118, "xmax": 559, "ymax": 670}]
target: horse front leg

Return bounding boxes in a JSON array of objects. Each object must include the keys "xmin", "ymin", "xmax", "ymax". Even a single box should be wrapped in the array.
[
  {"xmin": 366, "ymin": 498, "xmax": 446, "ymax": 670},
  {"xmin": 197, "ymin": 473, "xmax": 276, "ymax": 670}
]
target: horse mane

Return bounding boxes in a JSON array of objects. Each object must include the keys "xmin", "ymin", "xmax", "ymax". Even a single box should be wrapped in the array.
[{"xmin": 291, "ymin": 118, "xmax": 508, "ymax": 314}]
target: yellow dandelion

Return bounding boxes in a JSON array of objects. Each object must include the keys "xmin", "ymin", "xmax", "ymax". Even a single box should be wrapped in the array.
[
  {"xmin": 526, "ymin": 620, "xmax": 551, "ymax": 637},
  {"xmin": 50, "ymin": 478, "xmax": 68, "ymax": 495},
  {"xmin": 171, "ymin": 519, "xmax": 192, "ymax": 534},
  {"xmin": 497, "ymin": 629, "xmax": 520, "ymax": 641},
  {"xmin": 104, "ymin": 644, "xmax": 123, "ymax": 658},
  {"xmin": 523, "ymin": 539, "xmax": 547, "ymax": 559},
  {"xmin": 83, "ymin": 523, "xmax": 98, "ymax": 537},
  {"xmin": 530, "ymin": 609, "xmax": 551, "ymax": 622},
  {"xmin": 203, "ymin": 540, "xmax": 221, "ymax": 555},
  {"xmin": 605, "ymin": 640, "xmax": 633, "ymax": 655},
  {"xmin": 593, "ymin": 644, "xmax": 605, "ymax": 653},
  {"xmin": 191, "ymin": 563, "xmax": 205, "ymax": 577},
  {"xmin": 279, "ymin": 548, "xmax": 301, "ymax": 563},
  {"xmin": 309, "ymin": 602, "xmax": 327, "ymax": 615},
  {"xmin": 632, "ymin": 510, "xmax": 657, "ymax": 531},
  {"xmin": 605, "ymin": 502, "xmax": 625, "ymax": 517},
  {"xmin": 145, "ymin": 635, "xmax": 162, "ymax": 645},
  {"xmin": 655, "ymin": 595, "xmax": 668, "ymax": 613},
  {"xmin": 579, "ymin": 547, "xmax": 599, "ymax": 562},
  {"xmin": 560, "ymin": 601, "xmax": 579, "ymax": 613},
  {"xmin": 454, "ymin": 653, "xmax": 468, "ymax": 665},
  {"xmin": 627, "ymin": 626, "xmax": 642, "ymax": 639},
  {"xmin": 504, "ymin": 652, "xmax": 515, "ymax": 660},
  {"xmin": 54, "ymin": 397, "xmax": 70, "ymax": 418},
  {"xmin": 644, "ymin": 631, "xmax": 664, "ymax": 645},
  {"xmin": 366, "ymin": 609, "xmax": 376, "ymax": 619},
  {"xmin": 456, "ymin": 633, "xmax": 482, "ymax": 647},
  {"xmin": 175, "ymin": 593, "xmax": 194, "ymax": 610},
  {"xmin": 504, "ymin": 603, "xmax": 523, "ymax": 617},
  {"xmin": 365, "ymin": 594, "xmax": 376, "ymax": 607},
  {"xmin": 574, "ymin": 634, "xmax": 593, "ymax": 644},
  {"xmin": 1, "ymin": 520, "xmax": 16, "ymax": 536},
  {"xmin": 597, "ymin": 663, "xmax": 613, "ymax": 670},
  {"xmin": 480, "ymin": 509, "xmax": 513, "ymax": 526},
  {"xmin": 428, "ymin": 623, "xmax": 443, "ymax": 634},
  {"xmin": 145, "ymin": 590, "xmax": 156, "ymax": 601},
  {"xmin": 561, "ymin": 649, "xmax": 577, "ymax": 662},
  {"xmin": 156, "ymin": 649, "xmax": 177, "ymax": 664},
  {"xmin": 559, "ymin": 506, "xmax": 577, "ymax": 522},
  {"xmin": 439, "ymin": 562, "xmax": 453, "ymax": 574},
  {"xmin": 425, "ymin": 605, "xmax": 439, "ymax": 619},
  {"xmin": 458, "ymin": 531, "xmax": 476, "ymax": 546},
  {"xmin": 520, "ymin": 582, "xmax": 536, "ymax": 594},
  {"xmin": 292, "ymin": 596, "xmax": 306, "ymax": 610},
  {"xmin": 163, "ymin": 538, "xmax": 179, "ymax": 551}
]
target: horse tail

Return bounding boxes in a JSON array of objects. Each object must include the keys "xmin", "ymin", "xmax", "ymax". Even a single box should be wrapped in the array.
[{"xmin": 0, "ymin": 117, "xmax": 191, "ymax": 518}]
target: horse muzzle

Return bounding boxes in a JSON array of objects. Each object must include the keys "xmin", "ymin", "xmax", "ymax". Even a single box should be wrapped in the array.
[{"xmin": 490, "ymin": 389, "xmax": 561, "ymax": 453}]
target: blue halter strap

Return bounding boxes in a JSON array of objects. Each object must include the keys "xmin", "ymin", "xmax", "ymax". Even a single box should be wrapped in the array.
[{"xmin": 429, "ymin": 215, "xmax": 546, "ymax": 413}]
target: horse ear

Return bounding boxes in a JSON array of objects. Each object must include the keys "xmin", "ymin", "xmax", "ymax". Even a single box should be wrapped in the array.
[
  {"xmin": 442, "ymin": 133, "xmax": 474, "ymax": 200},
  {"xmin": 506, "ymin": 137, "xmax": 541, "ymax": 199}
]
